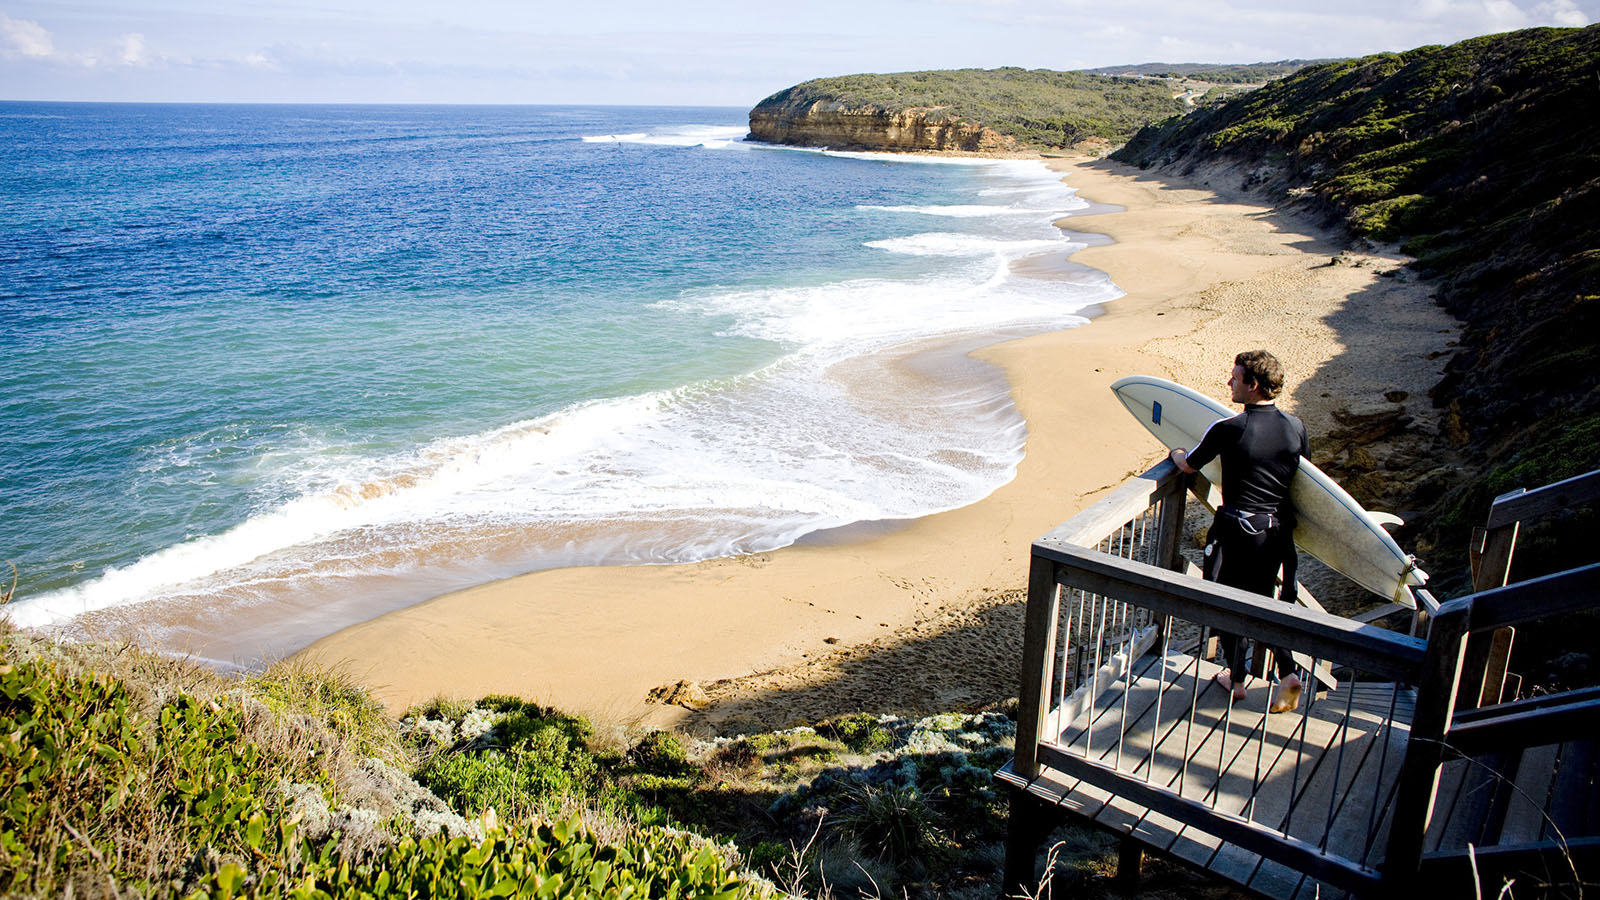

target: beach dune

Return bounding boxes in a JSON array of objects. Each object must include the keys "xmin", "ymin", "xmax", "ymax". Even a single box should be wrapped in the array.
[{"xmin": 300, "ymin": 157, "xmax": 1456, "ymax": 732}]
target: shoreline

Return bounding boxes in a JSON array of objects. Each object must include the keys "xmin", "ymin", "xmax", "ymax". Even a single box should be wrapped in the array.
[{"xmin": 299, "ymin": 155, "xmax": 1458, "ymax": 733}]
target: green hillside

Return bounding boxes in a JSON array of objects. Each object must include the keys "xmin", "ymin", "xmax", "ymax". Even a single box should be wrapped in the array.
[
  {"xmin": 1114, "ymin": 25, "xmax": 1600, "ymax": 585},
  {"xmin": 754, "ymin": 67, "xmax": 1187, "ymax": 147},
  {"xmin": 1078, "ymin": 60, "xmax": 1337, "ymax": 83}
]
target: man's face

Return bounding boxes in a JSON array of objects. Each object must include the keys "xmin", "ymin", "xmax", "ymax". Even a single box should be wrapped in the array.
[{"xmin": 1228, "ymin": 364, "xmax": 1253, "ymax": 404}]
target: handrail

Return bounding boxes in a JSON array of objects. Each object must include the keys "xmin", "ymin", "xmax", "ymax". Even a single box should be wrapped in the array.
[
  {"xmin": 1484, "ymin": 468, "xmax": 1600, "ymax": 530},
  {"xmin": 1033, "ymin": 540, "xmax": 1427, "ymax": 682},
  {"xmin": 1459, "ymin": 561, "xmax": 1600, "ymax": 631},
  {"xmin": 1444, "ymin": 692, "xmax": 1600, "ymax": 754},
  {"xmin": 1040, "ymin": 458, "xmax": 1185, "ymax": 546}
]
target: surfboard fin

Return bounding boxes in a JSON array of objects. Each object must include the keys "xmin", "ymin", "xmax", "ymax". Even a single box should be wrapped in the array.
[{"xmin": 1368, "ymin": 512, "xmax": 1404, "ymax": 529}]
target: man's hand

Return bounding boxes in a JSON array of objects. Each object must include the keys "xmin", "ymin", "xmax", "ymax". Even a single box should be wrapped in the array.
[{"xmin": 1170, "ymin": 447, "xmax": 1197, "ymax": 474}]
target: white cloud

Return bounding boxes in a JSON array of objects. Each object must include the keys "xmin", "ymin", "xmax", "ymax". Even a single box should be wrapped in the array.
[
  {"xmin": 119, "ymin": 32, "xmax": 148, "ymax": 66},
  {"xmin": 1, "ymin": 13, "xmax": 53, "ymax": 57},
  {"xmin": 1534, "ymin": 0, "xmax": 1592, "ymax": 25}
]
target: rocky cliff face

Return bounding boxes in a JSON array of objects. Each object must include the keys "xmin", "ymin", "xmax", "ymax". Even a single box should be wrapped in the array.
[{"xmin": 747, "ymin": 100, "xmax": 1021, "ymax": 153}]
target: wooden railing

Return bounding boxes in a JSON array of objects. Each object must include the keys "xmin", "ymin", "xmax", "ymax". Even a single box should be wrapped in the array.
[
  {"xmin": 1462, "ymin": 468, "xmax": 1600, "ymax": 708},
  {"xmin": 1002, "ymin": 464, "xmax": 1600, "ymax": 898},
  {"xmin": 1401, "ymin": 563, "xmax": 1600, "ymax": 892}
]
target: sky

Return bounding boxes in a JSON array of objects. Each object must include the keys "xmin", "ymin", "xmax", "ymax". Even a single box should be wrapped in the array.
[{"xmin": 1, "ymin": 0, "xmax": 1594, "ymax": 106}]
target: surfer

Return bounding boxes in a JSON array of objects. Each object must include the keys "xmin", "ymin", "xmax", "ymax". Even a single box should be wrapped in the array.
[{"xmin": 1169, "ymin": 350, "xmax": 1308, "ymax": 714}]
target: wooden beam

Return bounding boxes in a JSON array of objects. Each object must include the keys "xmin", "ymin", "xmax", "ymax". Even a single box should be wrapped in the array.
[
  {"xmin": 1417, "ymin": 835, "xmax": 1600, "ymax": 892},
  {"xmin": 1382, "ymin": 602, "xmax": 1471, "ymax": 889},
  {"xmin": 1464, "ymin": 562, "xmax": 1600, "ymax": 631},
  {"xmin": 1452, "ymin": 684, "xmax": 1600, "ymax": 726},
  {"xmin": 1485, "ymin": 468, "xmax": 1600, "ymax": 529},
  {"xmin": 1444, "ymin": 694, "xmax": 1600, "ymax": 754},
  {"xmin": 1014, "ymin": 554, "xmax": 1061, "ymax": 780},
  {"xmin": 1032, "ymin": 540, "xmax": 1426, "ymax": 682}
]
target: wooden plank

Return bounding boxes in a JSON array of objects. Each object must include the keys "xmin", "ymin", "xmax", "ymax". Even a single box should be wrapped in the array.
[
  {"xmin": 1424, "ymin": 756, "xmax": 1474, "ymax": 853},
  {"xmin": 1464, "ymin": 561, "xmax": 1600, "ymax": 631},
  {"xmin": 1454, "ymin": 685, "xmax": 1600, "ymax": 723},
  {"xmin": 1497, "ymin": 743, "xmax": 1561, "ymax": 847},
  {"xmin": 1545, "ymin": 737, "xmax": 1597, "ymax": 839},
  {"xmin": 1484, "ymin": 468, "xmax": 1600, "ymax": 530},
  {"xmin": 1035, "ymin": 743, "xmax": 1383, "ymax": 896},
  {"xmin": 1446, "ymin": 694, "xmax": 1600, "ymax": 754},
  {"xmin": 1418, "ymin": 835, "xmax": 1600, "ymax": 894},
  {"xmin": 1382, "ymin": 601, "xmax": 1471, "ymax": 888},
  {"xmin": 1014, "ymin": 554, "xmax": 1062, "ymax": 780},
  {"xmin": 1354, "ymin": 602, "xmax": 1410, "ymax": 624},
  {"xmin": 1034, "ymin": 539, "xmax": 1427, "ymax": 681}
]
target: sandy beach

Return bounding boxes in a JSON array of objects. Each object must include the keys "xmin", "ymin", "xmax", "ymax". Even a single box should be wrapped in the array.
[{"xmin": 299, "ymin": 156, "xmax": 1458, "ymax": 734}]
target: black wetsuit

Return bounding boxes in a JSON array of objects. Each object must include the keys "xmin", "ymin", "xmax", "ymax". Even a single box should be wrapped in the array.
[{"xmin": 1186, "ymin": 403, "xmax": 1309, "ymax": 684}]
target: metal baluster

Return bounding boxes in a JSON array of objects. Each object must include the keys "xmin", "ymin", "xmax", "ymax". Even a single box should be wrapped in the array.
[
  {"xmin": 1364, "ymin": 683, "xmax": 1402, "ymax": 863},
  {"xmin": 1181, "ymin": 624, "xmax": 1204, "ymax": 796},
  {"xmin": 1086, "ymin": 588, "xmax": 1111, "ymax": 758},
  {"xmin": 1116, "ymin": 625, "xmax": 1134, "ymax": 771},
  {"xmin": 1055, "ymin": 588, "xmax": 1078, "ymax": 720},
  {"xmin": 1322, "ymin": 671, "xmax": 1361, "ymax": 850},
  {"xmin": 1149, "ymin": 616, "xmax": 1172, "ymax": 783},
  {"xmin": 1283, "ymin": 655, "xmax": 1320, "ymax": 838},
  {"xmin": 1249, "ymin": 663, "xmax": 1273, "ymax": 821}
]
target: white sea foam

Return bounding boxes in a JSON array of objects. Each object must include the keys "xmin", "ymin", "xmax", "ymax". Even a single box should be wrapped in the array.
[
  {"xmin": 580, "ymin": 125, "xmax": 749, "ymax": 149},
  {"xmin": 865, "ymin": 232, "xmax": 1071, "ymax": 258},
  {"xmin": 858, "ymin": 203, "xmax": 1077, "ymax": 218},
  {"xmin": 12, "ymin": 148, "xmax": 1121, "ymax": 636}
]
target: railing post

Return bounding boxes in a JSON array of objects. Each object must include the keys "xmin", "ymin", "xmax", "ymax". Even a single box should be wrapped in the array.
[
  {"xmin": 1014, "ymin": 550, "xmax": 1062, "ymax": 779},
  {"xmin": 1152, "ymin": 475, "xmax": 1188, "ymax": 654},
  {"xmin": 1383, "ymin": 599, "xmax": 1472, "ymax": 889},
  {"xmin": 1460, "ymin": 521, "xmax": 1519, "ymax": 709}
]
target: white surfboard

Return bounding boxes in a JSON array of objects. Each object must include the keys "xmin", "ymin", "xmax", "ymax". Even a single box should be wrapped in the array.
[{"xmin": 1111, "ymin": 375, "xmax": 1428, "ymax": 607}]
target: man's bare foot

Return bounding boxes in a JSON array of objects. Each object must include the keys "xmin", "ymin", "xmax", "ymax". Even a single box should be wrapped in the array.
[
  {"xmin": 1214, "ymin": 670, "xmax": 1249, "ymax": 702},
  {"xmin": 1270, "ymin": 673, "xmax": 1303, "ymax": 714}
]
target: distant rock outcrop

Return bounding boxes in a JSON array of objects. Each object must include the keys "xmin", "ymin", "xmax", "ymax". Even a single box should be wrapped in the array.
[
  {"xmin": 747, "ymin": 100, "xmax": 1021, "ymax": 153},
  {"xmin": 746, "ymin": 68, "xmax": 1187, "ymax": 153}
]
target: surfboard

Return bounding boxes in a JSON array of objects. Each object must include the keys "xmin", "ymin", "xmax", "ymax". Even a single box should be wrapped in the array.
[{"xmin": 1110, "ymin": 375, "xmax": 1428, "ymax": 607}]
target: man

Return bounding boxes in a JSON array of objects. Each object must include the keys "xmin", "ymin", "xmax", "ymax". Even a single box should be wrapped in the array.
[{"xmin": 1170, "ymin": 350, "xmax": 1307, "ymax": 713}]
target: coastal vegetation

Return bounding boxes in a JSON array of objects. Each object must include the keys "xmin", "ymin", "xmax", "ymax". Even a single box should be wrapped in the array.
[
  {"xmin": 5, "ymin": 617, "xmax": 1231, "ymax": 898},
  {"xmin": 750, "ymin": 68, "xmax": 1187, "ymax": 149},
  {"xmin": 1113, "ymin": 24, "xmax": 1600, "ymax": 588},
  {"xmin": 1078, "ymin": 61, "xmax": 1336, "ymax": 84}
]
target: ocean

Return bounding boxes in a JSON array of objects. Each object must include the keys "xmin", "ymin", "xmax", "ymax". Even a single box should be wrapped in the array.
[{"xmin": 0, "ymin": 103, "xmax": 1121, "ymax": 665}]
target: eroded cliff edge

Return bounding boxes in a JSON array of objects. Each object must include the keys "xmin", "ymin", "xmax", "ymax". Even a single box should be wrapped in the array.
[{"xmin": 748, "ymin": 100, "xmax": 1020, "ymax": 153}]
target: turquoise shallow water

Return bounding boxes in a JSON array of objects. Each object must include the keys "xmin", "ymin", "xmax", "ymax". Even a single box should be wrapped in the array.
[{"xmin": 0, "ymin": 103, "xmax": 1119, "ymax": 662}]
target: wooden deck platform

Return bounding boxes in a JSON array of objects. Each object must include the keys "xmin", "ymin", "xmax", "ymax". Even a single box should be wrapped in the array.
[{"xmin": 1000, "ymin": 646, "xmax": 1415, "ymax": 899}]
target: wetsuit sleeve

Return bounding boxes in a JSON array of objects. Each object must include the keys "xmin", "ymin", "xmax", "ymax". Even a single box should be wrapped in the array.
[{"xmin": 1184, "ymin": 416, "xmax": 1234, "ymax": 471}]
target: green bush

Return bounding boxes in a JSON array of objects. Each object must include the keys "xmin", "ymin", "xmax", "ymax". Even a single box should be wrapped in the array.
[
  {"xmin": 631, "ymin": 731, "xmax": 690, "ymax": 776},
  {"xmin": 0, "ymin": 659, "xmax": 309, "ymax": 896},
  {"xmin": 418, "ymin": 737, "xmax": 602, "ymax": 819},
  {"xmin": 831, "ymin": 782, "xmax": 950, "ymax": 865},
  {"xmin": 820, "ymin": 713, "xmax": 894, "ymax": 753}
]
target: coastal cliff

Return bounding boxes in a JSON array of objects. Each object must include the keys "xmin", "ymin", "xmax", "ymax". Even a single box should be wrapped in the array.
[
  {"xmin": 748, "ymin": 68, "xmax": 1186, "ymax": 151},
  {"xmin": 747, "ymin": 100, "xmax": 1019, "ymax": 152}
]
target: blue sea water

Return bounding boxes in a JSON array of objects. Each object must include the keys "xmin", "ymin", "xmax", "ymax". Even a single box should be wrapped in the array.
[{"xmin": 0, "ymin": 102, "xmax": 1119, "ymax": 662}]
